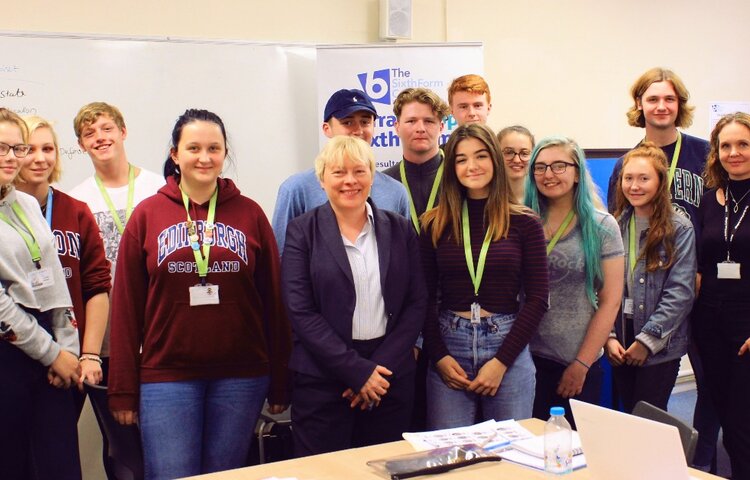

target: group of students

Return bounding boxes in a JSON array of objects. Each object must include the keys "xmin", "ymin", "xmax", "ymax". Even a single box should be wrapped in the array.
[{"xmin": 0, "ymin": 65, "xmax": 747, "ymax": 480}]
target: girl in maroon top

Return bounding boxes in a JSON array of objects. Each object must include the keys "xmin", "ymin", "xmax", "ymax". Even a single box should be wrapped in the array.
[
  {"xmin": 420, "ymin": 123, "xmax": 549, "ymax": 429},
  {"xmin": 16, "ymin": 117, "xmax": 111, "ymax": 393},
  {"xmin": 108, "ymin": 109, "xmax": 291, "ymax": 480}
]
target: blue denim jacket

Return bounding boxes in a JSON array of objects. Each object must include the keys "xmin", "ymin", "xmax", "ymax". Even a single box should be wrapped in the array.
[{"xmin": 614, "ymin": 209, "xmax": 696, "ymax": 365}]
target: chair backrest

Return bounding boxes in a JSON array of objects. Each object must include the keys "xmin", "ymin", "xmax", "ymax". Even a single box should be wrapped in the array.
[
  {"xmin": 632, "ymin": 400, "xmax": 699, "ymax": 464},
  {"xmin": 85, "ymin": 383, "xmax": 144, "ymax": 480}
]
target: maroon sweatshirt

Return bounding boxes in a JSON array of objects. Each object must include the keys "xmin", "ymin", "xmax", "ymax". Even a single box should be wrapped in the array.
[
  {"xmin": 49, "ymin": 188, "xmax": 111, "ymax": 340},
  {"xmin": 108, "ymin": 177, "xmax": 291, "ymax": 411}
]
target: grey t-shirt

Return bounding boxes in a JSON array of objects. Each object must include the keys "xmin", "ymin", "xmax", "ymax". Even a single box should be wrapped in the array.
[{"xmin": 530, "ymin": 210, "xmax": 624, "ymax": 365}]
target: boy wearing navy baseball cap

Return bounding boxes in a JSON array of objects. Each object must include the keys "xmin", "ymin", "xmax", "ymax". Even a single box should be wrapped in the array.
[{"xmin": 271, "ymin": 89, "xmax": 409, "ymax": 254}]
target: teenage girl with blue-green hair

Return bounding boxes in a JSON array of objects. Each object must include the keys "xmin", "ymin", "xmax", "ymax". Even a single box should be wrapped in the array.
[{"xmin": 524, "ymin": 136, "xmax": 624, "ymax": 426}]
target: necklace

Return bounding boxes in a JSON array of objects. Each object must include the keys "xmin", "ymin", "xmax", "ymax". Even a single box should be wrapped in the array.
[{"xmin": 727, "ymin": 186, "xmax": 750, "ymax": 214}]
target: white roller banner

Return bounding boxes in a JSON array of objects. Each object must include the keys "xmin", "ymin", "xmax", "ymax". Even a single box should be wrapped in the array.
[{"xmin": 316, "ymin": 43, "xmax": 483, "ymax": 169}]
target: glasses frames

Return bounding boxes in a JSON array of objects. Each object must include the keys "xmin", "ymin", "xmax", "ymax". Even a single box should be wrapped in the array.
[
  {"xmin": 0, "ymin": 142, "xmax": 31, "ymax": 158},
  {"xmin": 502, "ymin": 148, "xmax": 531, "ymax": 161},
  {"xmin": 533, "ymin": 161, "xmax": 578, "ymax": 176}
]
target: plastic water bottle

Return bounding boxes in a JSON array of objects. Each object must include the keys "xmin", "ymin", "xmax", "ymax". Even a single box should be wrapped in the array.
[{"xmin": 544, "ymin": 406, "xmax": 572, "ymax": 474}]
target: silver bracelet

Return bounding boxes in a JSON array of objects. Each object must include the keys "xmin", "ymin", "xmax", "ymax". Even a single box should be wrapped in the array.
[{"xmin": 79, "ymin": 354, "xmax": 103, "ymax": 365}]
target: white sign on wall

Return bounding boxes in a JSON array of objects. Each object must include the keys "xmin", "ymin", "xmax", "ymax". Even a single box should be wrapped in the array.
[
  {"xmin": 316, "ymin": 43, "xmax": 483, "ymax": 169},
  {"xmin": 709, "ymin": 101, "xmax": 750, "ymax": 133}
]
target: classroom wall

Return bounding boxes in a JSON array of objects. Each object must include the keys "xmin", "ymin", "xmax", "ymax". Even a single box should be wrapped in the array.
[
  {"xmin": 5, "ymin": 0, "xmax": 749, "ymax": 150},
  {"xmin": 445, "ymin": 0, "xmax": 750, "ymax": 148}
]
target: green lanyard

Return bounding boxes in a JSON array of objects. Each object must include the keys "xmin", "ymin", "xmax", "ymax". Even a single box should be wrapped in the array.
[
  {"xmin": 181, "ymin": 187, "xmax": 218, "ymax": 285},
  {"xmin": 644, "ymin": 132, "xmax": 681, "ymax": 188},
  {"xmin": 400, "ymin": 150, "xmax": 444, "ymax": 233},
  {"xmin": 628, "ymin": 214, "xmax": 638, "ymax": 279},
  {"xmin": 0, "ymin": 202, "xmax": 43, "ymax": 268},
  {"xmin": 95, "ymin": 164, "xmax": 135, "ymax": 235},
  {"xmin": 667, "ymin": 132, "xmax": 682, "ymax": 188},
  {"xmin": 461, "ymin": 200, "xmax": 492, "ymax": 296},
  {"xmin": 546, "ymin": 210, "xmax": 575, "ymax": 255}
]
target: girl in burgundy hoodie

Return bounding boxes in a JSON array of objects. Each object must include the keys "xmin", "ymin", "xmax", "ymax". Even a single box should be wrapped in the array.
[{"xmin": 108, "ymin": 109, "xmax": 291, "ymax": 480}]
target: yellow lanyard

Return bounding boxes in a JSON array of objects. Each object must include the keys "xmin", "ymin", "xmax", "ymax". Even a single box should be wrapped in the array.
[
  {"xmin": 181, "ymin": 187, "xmax": 218, "ymax": 286},
  {"xmin": 94, "ymin": 164, "xmax": 135, "ymax": 235},
  {"xmin": 628, "ymin": 214, "xmax": 638, "ymax": 280},
  {"xmin": 399, "ymin": 150, "xmax": 444, "ymax": 233},
  {"xmin": 667, "ymin": 132, "xmax": 682, "ymax": 188},
  {"xmin": 546, "ymin": 210, "xmax": 575, "ymax": 255},
  {"xmin": 0, "ymin": 202, "xmax": 43, "ymax": 268},
  {"xmin": 462, "ymin": 200, "xmax": 492, "ymax": 296}
]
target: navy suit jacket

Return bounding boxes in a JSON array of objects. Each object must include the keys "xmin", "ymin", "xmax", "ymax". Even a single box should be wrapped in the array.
[{"xmin": 281, "ymin": 200, "xmax": 427, "ymax": 391}]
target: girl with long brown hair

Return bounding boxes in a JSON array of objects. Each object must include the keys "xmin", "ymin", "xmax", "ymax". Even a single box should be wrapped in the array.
[
  {"xmin": 420, "ymin": 123, "xmax": 549, "ymax": 429},
  {"xmin": 606, "ymin": 142, "xmax": 696, "ymax": 413}
]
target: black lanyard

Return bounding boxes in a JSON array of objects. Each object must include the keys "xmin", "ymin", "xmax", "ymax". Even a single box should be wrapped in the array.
[{"xmin": 723, "ymin": 196, "xmax": 749, "ymax": 262}]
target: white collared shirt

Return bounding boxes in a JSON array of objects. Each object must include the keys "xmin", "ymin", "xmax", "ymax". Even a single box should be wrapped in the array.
[{"xmin": 341, "ymin": 203, "xmax": 387, "ymax": 340}]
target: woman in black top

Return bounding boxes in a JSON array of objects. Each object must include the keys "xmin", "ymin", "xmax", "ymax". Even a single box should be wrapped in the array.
[{"xmin": 693, "ymin": 112, "xmax": 750, "ymax": 479}]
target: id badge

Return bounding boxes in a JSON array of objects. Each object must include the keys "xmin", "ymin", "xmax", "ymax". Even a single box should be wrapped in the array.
[
  {"xmin": 717, "ymin": 261, "xmax": 741, "ymax": 280},
  {"xmin": 189, "ymin": 284, "xmax": 220, "ymax": 306},
  {"xmin": 28, "ymin": 268, "xmax": 55, "ymax": 290},
  {"xmin": 470, "ymin": 302, "xmax": 481, "ymax": 324},
  {"xmin": 623, "ymin": 298, "xmax": 634, "ymax": 315}
]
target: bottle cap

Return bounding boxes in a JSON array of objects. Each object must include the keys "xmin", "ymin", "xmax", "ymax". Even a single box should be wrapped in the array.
[{"xmin": 550, "ymin": 406, "xmax": 565, "ymax": 416}]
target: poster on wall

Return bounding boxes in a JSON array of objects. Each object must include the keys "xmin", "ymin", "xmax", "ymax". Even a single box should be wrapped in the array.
[
  {"xmin": 316, "ymin": 43, "xmax": 483, "ymax": 169},
  {"xmin": 710, "ymin": 101, "xmax": 750, "ymax": 133}
]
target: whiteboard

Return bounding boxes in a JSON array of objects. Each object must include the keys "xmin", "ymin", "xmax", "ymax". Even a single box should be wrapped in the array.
[{"xmin": 0, "ymin": 31, "xmax": 318, "ymax": 214}]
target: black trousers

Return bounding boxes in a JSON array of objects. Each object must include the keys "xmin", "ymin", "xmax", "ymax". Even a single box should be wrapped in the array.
[
  {"xmin": 687, "ymin": 340, "xmax": 720, "ymax": 469},
  {"xmin": 409, "ymin": 349, "xmax": 428, "ymax": 431},
  {"xmin": 532, "ymin": 355, "xmax": 604, "ymax": 429},
  {"xmin": 0, "ymin": 337, "xmax": 81, "ymax": 480},
  {"xmin": 291, "ymin": 338, "xmax": 414, "ymax": 457},
  {"xmin": 71, "ymin": 358, "xmax": 117, "ymax": 479},
  {"xmin": 611, "ymin": 358, "xmax": 680, "ymax": 413},
  {"xmin": 693, "ymin": 297, "xmax": 750, "ymax": 480}
]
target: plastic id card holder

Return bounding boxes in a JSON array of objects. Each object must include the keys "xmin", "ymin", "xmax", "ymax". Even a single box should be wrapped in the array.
[
  {"xmin": 623, "ymin": 298, "xmax": 634, "ymax": 315},
  {"xmin": 190, "ymin": 284, "xmax": 220, "ymax": 306},
  {"xmin": 717, "ymin": 261, "xmax": 741, "ymax": 280},
  {"xmin": 28, "ymin": 267, "xmax": 55, "ymax": 290},
  {"xmin": 471, "ymin": 302, "xmax": 481, "ymax": 324}
]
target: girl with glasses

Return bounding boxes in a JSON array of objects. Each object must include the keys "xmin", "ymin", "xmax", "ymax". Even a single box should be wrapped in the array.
[
  {"xmin": 525, "ymin": 136, "xmax": 624, "ymax": 427},
  {"xmin": 498, "ymin": 125, "xmax": 535, "ymax": 204},
  {"xmin": 421, "ymin": 123, "xmax": 549, "ymax": 428},
  {"xmin": 0, "ymin": 108, "xmax": 82, "ymax": 479},
  {"xmin": 606, "ymin": 142, "xmax": 695, "ymax": 413}
]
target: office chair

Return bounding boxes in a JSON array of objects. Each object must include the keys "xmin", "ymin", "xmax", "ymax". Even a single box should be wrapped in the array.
[
  {"xmin": 632, "ymin": 400, "xmax": 699, "ymax": 465},
  {"xmin": 256, "ymin": 406, "xmax": 293, "ymax": 464},
  {"xmin": 84, "ymin": 383, "xmax": 145, "ymax": 480}
]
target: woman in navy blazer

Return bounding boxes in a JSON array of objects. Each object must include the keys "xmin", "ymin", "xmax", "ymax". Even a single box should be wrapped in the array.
[{"xmin": 282, "ymin": 136, "xmax": 427, "ymax": 457}]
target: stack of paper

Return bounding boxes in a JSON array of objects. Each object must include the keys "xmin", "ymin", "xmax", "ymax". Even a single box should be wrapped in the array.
[
  {"xmin": 403, "ymin": 421, "xmax": 588, "ymax": 472},
  {"xmin": 402, "ymin": 419, "xmax": 534, "ymax": 452}
]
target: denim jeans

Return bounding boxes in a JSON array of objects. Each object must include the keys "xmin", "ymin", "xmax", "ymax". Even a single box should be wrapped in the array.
[
  {"xmin": 426, "ymin": 311, "xmax": 536, "ymax": 429},
  {"xmin": 140, "ymin": 376, "xmax": 269, "ymax": 480}
]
